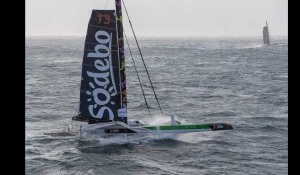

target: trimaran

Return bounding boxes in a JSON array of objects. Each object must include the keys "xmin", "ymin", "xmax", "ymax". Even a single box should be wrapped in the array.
[{"xmin": 45, "ymin": 0, "xmax": 233, "ymax": 138}]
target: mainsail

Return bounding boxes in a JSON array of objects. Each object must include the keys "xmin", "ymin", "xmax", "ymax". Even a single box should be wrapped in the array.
[
  {"xmin": 263, "ymin": 21, "xmax": 270, "ymax": 45},
  {"xmin": 74, "ymin": 10, "xmax": 127, "ymax": 123}
]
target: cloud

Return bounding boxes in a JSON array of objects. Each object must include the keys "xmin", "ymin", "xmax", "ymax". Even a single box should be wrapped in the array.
[{"xmin": 26, "ymin": 0, "xmax": 287, "ymax": 37}]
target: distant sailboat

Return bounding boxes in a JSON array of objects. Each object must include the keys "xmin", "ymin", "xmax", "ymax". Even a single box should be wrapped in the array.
[{"xmin": 263, "ymin": 21, "xmax": 270, "ymax": 45}]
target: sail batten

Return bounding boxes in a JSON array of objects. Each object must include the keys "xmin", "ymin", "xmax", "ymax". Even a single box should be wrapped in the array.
[{"xmin": 87, "ymin": 24, "xmax": 117, "ymax": 31}]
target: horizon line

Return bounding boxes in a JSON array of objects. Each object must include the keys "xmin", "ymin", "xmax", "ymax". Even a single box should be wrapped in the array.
[{"xmin": 26, "ymin": 34, "xmax": 288, "ymax": 38}]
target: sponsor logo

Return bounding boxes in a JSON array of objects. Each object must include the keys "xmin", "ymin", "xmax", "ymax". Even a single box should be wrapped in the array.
[
  {"xmin": 104, "ymin": 129, "xmax": 136, "ymax": 133},
  {"xmin": 214, "ymin": 124, "xmax": 225, "ymax": 129},
  {"xmin": 85, "ymin": 30, "xmax": 118, "ymax": 120},
  {"xmin": 118, "ymin": 108, "xmax": 127, "ymax": 118},
  {"xmin": 212, "ymin": 123, "xmax": 232, "ymax": 130}
]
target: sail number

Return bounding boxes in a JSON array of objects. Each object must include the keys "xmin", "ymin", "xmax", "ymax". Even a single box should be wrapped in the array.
[{"xmin": 97, "ymin": 13, "xmax": 111, "ymax": 25}]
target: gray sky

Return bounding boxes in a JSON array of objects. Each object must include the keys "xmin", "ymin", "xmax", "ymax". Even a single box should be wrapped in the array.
[{"xmin": 26, "ymin": 0, "xmax": 287, "ymax": 37}]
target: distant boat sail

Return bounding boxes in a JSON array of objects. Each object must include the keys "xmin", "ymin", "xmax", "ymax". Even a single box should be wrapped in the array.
[{"xmin": 263, "ymin": 21, "xmax": 270, "ymax": 45}]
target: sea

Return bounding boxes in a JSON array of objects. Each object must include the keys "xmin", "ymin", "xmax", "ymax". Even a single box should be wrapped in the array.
[{"xmin": 26, "ymin": 36, "xmax": 288, "ymax": 175}]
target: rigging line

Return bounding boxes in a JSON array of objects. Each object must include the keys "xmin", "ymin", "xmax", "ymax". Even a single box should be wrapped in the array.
[
  {"xmin": 121, "ymin": 0, "xmax": 164, "ymax": 116},
  {"xmin": 124, "ymin": 32, "xmax": 152, "ymax": 118},
  {"xmin": 104, "ymin": 0, "xmax": 109, "ymax": 9}
]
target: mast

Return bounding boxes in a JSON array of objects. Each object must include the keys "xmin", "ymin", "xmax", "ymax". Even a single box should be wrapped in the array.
[{"xmin": 115, "ymin": 0, "xmax": 128, "ymax": 123}]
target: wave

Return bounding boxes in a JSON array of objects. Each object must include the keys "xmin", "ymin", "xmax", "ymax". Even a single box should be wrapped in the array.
[
  {"xmin": 235, "ymin": 44, "xmax": 263, "ymax": 49},
  {"xmin": 77, "ymin": 131, "xmax": 215, "ymax": 149},
  {"xmin": 203, "ymin": 111, "xmax": 236, "ymax": 117}
]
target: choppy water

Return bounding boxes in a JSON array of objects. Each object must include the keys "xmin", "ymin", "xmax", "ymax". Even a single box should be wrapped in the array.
[{"xmin": 26, "ymin": 36, "xmax": 288, "ymax": 175}]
